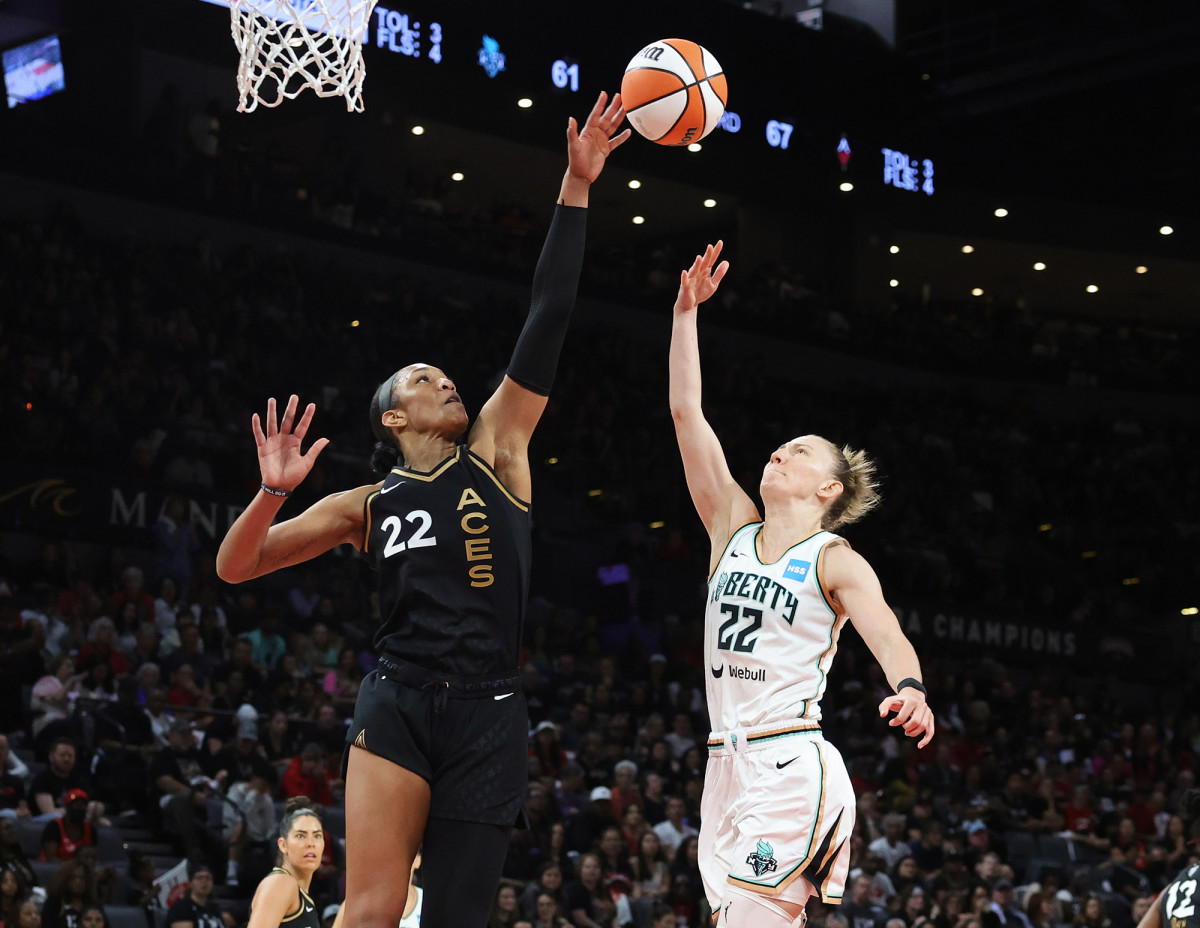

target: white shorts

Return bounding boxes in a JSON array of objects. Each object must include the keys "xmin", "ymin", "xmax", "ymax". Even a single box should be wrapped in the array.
[{"xmin": 699, "ymin": 720, "xmax": 855, "ymax": 910}]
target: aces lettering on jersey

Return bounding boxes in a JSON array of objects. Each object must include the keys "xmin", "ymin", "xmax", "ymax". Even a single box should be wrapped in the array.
[
  {"xmin": 457, "ymin": 487, "xmax": 494, "ymax": 587},
  {"xmin": 377, "ymin": 487, "xmax": 495, "ymax": 588}
]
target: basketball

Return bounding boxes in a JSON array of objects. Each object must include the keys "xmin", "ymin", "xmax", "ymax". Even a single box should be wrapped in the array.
[{"xmin": 621, "ymin": 39, "xmax": 728, "ymax": 146}]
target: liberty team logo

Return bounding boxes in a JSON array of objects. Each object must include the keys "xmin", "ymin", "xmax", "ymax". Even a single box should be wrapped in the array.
[
  {"xmin": 746, "ymin": 838, "xmax": 778, "ymax": 877},
  {"xmin": 713, "ymin": 572, "xmax": 728, "ymax": 602},
  {"xmin": 478, "ymin": 35, "xmax": 506, "ymax": 78},
  {"xmin": 783, "ymin": 559, "xmax": 811, "ymax": 582}
]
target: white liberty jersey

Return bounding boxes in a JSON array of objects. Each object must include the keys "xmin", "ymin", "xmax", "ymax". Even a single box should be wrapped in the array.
[{"xmin": 705, "ymin": 523, "xmax": 848, "ymax": 731}]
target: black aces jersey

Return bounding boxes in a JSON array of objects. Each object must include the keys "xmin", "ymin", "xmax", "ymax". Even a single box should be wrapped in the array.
[
  {"xmin": 363, "ymin": 445, "xmax": 532, "ymax": 676},
  {"xmin": 1159, "ymin": 863, "xmax": 1200, "ymax": 928}
]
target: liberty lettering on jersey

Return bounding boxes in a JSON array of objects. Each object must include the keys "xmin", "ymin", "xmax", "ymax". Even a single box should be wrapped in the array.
[
  {"xmin": 712, "ymin": 570, "xmax": 800, "ymax": 624},
  {"xmin": 457, "ymin": 487, "xmax": 493, "ymax": 587}
]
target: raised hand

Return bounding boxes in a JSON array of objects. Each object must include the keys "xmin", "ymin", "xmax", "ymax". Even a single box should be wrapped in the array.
[
  {"xmin": 675, "ymin": 240, "xmax": 729, "ymax": 315},
  {"xmin": 567, "ymin": 91, "xmax": 632, "ymax": 185},
  {"xmin": 251, "ymin": 395, "xmax": 330, "ymax": 494}
]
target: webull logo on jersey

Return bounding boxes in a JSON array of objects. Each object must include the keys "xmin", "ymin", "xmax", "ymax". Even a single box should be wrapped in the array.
[
  {"xmin": 783, "ymin": 559, "xmax": 811, "ymax": 582},
  {"xmin": 711, "ymin": 570, "xmax": 799, "ymax": 624}
]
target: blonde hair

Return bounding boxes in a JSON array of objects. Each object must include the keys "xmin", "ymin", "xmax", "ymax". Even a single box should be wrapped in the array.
[{"xmin": 821, "ymin": 439, "xmax": 881, "ymax": 530}]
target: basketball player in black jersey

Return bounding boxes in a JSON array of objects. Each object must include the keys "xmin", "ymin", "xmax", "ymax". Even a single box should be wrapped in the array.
[
  {"xmin": 247, "ymin": 798, "xmax": 323, "ymax": 928},
  {"xmin": 1135, "ymin": 790, "xmax": 1200, "ymax": 928},
  {"xmin": 216, "ymin": 90, "xmax": 629, "ymax": 928}
]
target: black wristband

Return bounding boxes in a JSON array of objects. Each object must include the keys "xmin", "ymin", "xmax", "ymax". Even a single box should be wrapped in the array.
[
  {"xmin": 897, "ymin": 677, "xmax": 927, "ymax": 697},
  {"xmin": 260, "ymin": 483, "xmax": 291, "ymax": 498}
]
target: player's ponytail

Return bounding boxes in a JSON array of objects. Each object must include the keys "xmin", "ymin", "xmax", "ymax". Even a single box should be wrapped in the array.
[
  {"xmin": 368, "ymin": 372, "xmax": 403, "ymax": 476},
  {"xmin": 823, "ymin": 441, "xmax": 882, "ymax": 530},
  {"xmin": 278, "ymin": 795, "xmax": 322, "ymax": 839}
]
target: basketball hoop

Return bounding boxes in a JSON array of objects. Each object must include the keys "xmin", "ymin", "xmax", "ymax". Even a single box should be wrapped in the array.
[{"xmin": 229, "ymin": 0, "xmax": 379, "ymax": 113}]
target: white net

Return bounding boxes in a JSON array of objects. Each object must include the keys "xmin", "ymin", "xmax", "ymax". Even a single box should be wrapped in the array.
[{"xmin": 229, "ymin": 0, "xmax": 379, "ymax": 113}]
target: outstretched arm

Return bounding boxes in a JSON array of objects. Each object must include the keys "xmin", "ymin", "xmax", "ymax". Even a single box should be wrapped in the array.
[
  {"xmin": 824, "ymin": 544, "xmax": 935, "ymax": 748},
  {"xmin": 470, "ymin": 91, "xmax": 630, "ymax": 499},
  {"xmin": 669, "ymin": 242, "xmax": 758, "ymax": 564},
  {"xmin": 216, "ymin": 395, "xmax": 368, "ymax": 584}
]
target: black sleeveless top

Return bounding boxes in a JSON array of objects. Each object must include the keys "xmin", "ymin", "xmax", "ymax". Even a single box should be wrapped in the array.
[
  {"xmin": 261, "ymin": 868, "xmax": 320, "ymax": 928},
  {"xmin": 363, "ymin": 445, "xmax": 532, "ymax": 675},
  {"xmin": 1158, "ymin": 863, "xmax": 1200, "ymax": 928}
]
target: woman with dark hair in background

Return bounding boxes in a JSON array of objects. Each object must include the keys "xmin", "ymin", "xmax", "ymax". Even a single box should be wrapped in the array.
[
  {"xmin": 247, "ymin": 798, "xmax": 323, "ymax": 928},
  {"xmin": 0, "ymin": 819, "xmax": 36, "ymax": 888},
  {"xmin": 215, "ymin": 93, "xmax": 628, "ymax": 928},
  {"xmin": 1, "ymin": 868, "xmax": 32, "ymax": 928},
  {"xmin": 42, "ymin": 859, "xmax": 99, "ymax": 928},
  {"xmin": 563, "ymin": 853, "xmax": 615, "ymax": 928}
]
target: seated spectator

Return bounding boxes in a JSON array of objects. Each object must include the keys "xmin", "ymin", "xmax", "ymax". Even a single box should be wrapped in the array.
[
  {"xmin": 42, "ymin": 859, "xmax": 99, "ymax": 928},
  {"xmin": 299, "ymin": 623, "xmax": 339, "ymax": 677},
  {"xmin": 30, "ymin": 741, "xmax": 93, "ymax": 824},
  {"xmin": 0, "ymin": 818, "xmax": 35, "ymax": 887},
  {"xmin": 144, "ymin": 688, "xmax": 176, "ymax": 748},
  {"xmin": 531, "ymin": 891, "xmax": 572, "ymax": 928},
  {"xmin": 223, "ymin": 759, "xmax": 276, "ymax": 888},
  {"xmin": 0, "ymin": 735, "xmax": 30, "ymax": 821},
  {"xmin": 75, "ymin": 660, "xmax": 116, "ymax": 704},
  {"xmin": 124, "ymin": 852, "xmax": 162, "ymax": 923},
  {"xmin": 108, "ymin": 568, "xmax": 156, "ymax": 632},
  {"xmin": 488, "ymin": 880, "xmax": 523, "ymax": 928},
  {"xmin": 870, "ymin": 814, "xmax": 912, "ymax": 874},
  {"xmin": 77, "ymin": 618, "xmax": 129, "ymax": 682},
  {"xmin": 165, "ymin": 863, "xmax": 232, "ymax": 928},
  {"xmin": 563, "ymin": 853, "xmax": 616, "ymax": 928},
  {"xmin": 13, "ymin": 900, "xmax": 42, "ymax": 928},
  {"xmin": 260, "ymin": 711, "xmax": 297, "ymax": 764},
  {"xmin": 647, "ymin": 902, "xmax": 676, "ymax": 928},
  {"xmin": 651, "ymin": 797, "xmax": 696, "ymax": 859},
  {"xmin": 842, "ymin": 874, "xmax": 889, "ymax": 928},
  {"xmin": 594, "ymin": 827, "xmax": 633, "ymax": 883},
  {"xmin": 281, "ymin": 745, "xmax": 335, "ymax": 807},
  {"xmin": 39, "ymin": 791, "xmax": 98, "ymax": 863},
  {"xmin": 77, "ymin": 904, "xmax": 106, "ymax": 928},
  {"xmin": 565, "ymin": 788, "xmax": 620, "ymax": 855},
  {"xmin": 989, "ymin": 880, "xmax": 1032, "ymax": 928},
  {"xmin": 893, "ymin": 856, "xmax": 927, "ymax": 899},
  {"xmin": 1, "ymin": 867, "xmax": 32, "ymax": 927},
  {"xmin": 522, "ymin": 862, "xmax": 567, "ymax": 921},
  {"xmin": 608, "ymin": 761, "xmax": 640, "ymax": 824},
  {"xmin": 161, "ymin": 621, "xmax": 212, "ymax": 690},
  {"xmin": 245, "ymin": 615, "xmax": 286, "ymax": 671},
  {"xmin": 30, "ymin": 660, "xmax": 82, "ymax": 750},
  {"xmin": 149, "ymin": 720, "xmax": 224, "ymax": 873},
  {"xmin": 321, "ymin": 648, "xmax": 361, "ymax": 718},
  {"xmin": 630, "ymin": 830, "xmax": 669, "ymax": 901}
]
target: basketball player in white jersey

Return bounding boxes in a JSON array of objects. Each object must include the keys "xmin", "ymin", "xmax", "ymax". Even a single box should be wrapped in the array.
[{"xmin": 667, "ymin": 241, "xmax": 935, "ymax": 928}]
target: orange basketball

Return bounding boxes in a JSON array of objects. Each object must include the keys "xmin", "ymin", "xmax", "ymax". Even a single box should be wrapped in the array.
[{"xmin": 621, "ymin": 38, "xmax": 727, "ymax": 146}]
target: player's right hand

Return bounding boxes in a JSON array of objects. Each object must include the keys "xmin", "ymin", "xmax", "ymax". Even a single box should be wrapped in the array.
[
  {"xmin": 252, "ymin": 394, "xmax": 330, "ymax": 493},
  {"xmin": 675, "ymin": 240, "xmax": 729, "ymax": 315}
]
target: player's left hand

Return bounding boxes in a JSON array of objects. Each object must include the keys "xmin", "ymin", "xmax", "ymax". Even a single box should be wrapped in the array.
[
  {"xmin": 878, "ymin": 690, "xmax": 935, "ymax": 749},
  {"xmin": 567, "ymin": 91, "xmax": 631, "ymax": 184}
]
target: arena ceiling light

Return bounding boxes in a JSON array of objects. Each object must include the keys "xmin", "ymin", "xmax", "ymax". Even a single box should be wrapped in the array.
[
  {"xmin": 888, "ymin": 279, "xmax": 899, "ymax": 288},
  {"xmin": 1086, "ymin": 284, "xmax": 1099, "ymax": 293},
  {"xmin": 1135, "ymin": 265, "xmax": 1147, "ymax": 274},
  {"xmin": 839, "ymin": 181, "xmax": 854, "ymax": 192},
  {"xmin": 517, "ymin": 98, "xmax": 533, "ymax": 108},
  {"xmin": 451, "ymin": 172, "xmax": 464, "ymax": 181},
  {"xmin": 889, "ymin": 245, "xmax": 900, "ymax": 254},
  {"xmin": 1160, "ymin": 225, "xmax": 1174, "ymax": 235},
  {"xmin": 687, "ymin": 143, "xmax": 702, "ymax": 152},
  {"xmin": 994, "ymin": 208, "xmax": 1008, "ymax": 217},
  {"xmin": 411, "ymin": 125, "xmax": 425, "ymax": 135},
  {"xmin": 1033, "ymin": 262, "xmax": 1046, "ymax": 270},
  {"xmin": 627, "ymin": 179, "xmax": 641, "ymax": 189},
  {"xmin": 703, "ymin": 198, "xmax": 717, "ymax": 208},
  {"xmin": 961, "ymin": 245, "xmax": 975, "ymax": 254},
  {"xmin": 632, "ymin": 216, "xmax": 645, "ymax": 225},
  {"xmin": 971, "ymin": 288, "xmax": 984, "ymax": 296}
]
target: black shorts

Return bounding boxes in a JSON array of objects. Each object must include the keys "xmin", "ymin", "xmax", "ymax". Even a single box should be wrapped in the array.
[{"xmin": 345, "ymin": 654, "xmax": 528, "ymax": 826}]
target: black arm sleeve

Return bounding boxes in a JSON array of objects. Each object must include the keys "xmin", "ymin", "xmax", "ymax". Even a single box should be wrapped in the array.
[{"xmin": 505, "ymin": 203, "xmax": 588, "ymax": 396}]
